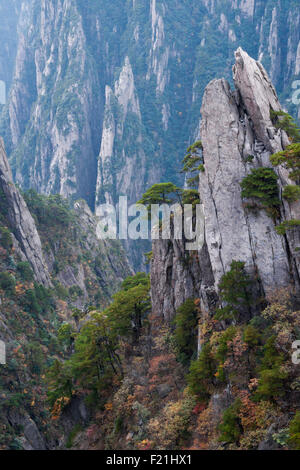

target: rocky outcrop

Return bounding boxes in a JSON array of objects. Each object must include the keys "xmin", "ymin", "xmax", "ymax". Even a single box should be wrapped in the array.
[
  {"xmin": 200, "ymin": 49, "xmax": 294, "ymax": 295},
  {"xmin": 7, "ymin": 410, "xmax": 46, "ymax": 450},
  {"xmin": 233, "ymin": 48, "xmax": 300, "ymax": 281},
  {"xmin": 151, "ymin": 48, "xmax": 299, "ymax": 322},
  {"xmin": 0, "ymin": 133, "xmax": 132, "ymax": 297},
  {"xmin": 54, "ymin": 199, "xmax": 133, "ymax": 308},
  {"xmin": 95, "ymin": 57, "xmax": 156, "ymax": 208},
  {"xmin": 151, "ymin": 238, "xmax": 215, "ymax": 322},
  {"xmin": 95, "ymin": 56, "xmax": 159, "ymax": 270},
  {"xmin": 233, "ymin": 48, "xmax": 283, "ymax": 151},
  {"xmin": 0, "ymin": 138, "xmax": 51, "ymax": 285}
]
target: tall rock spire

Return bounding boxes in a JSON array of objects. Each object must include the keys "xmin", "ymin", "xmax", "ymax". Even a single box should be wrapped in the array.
[
  {"xmin": 151, "ymin": 48, "xmax": 299, "ymax": 323},
  {"xmin": 200, "ymin": 48, "xmax": 298, "ymax": 296}
]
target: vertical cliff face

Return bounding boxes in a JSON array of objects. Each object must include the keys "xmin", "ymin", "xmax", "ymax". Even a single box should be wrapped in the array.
[
  {"xmin": 0, "ymin": 136, "xmax": 132, "ymax": 297},
  {"xmin": 0, "ymin": 0, "xmax": 299, "ymax": 221},
  {"xmin": 0, "ymin": 138, "xmax": 51, "ymax": 285},
  {"xmin": 232, "ymin": 48, "xmax": 300, "ymax": 283},
  {"xmin": 151, "ymin": 237, "xmax": 217, "ymax": 322},
  {"xmin": 151, "ymin": 48, "xmax": 300, "ymax": 321},
  {"xmin": 95, "ymin": 57, "xmax": 158, "ymax": 208},
  {"xmin": 200, "ymin": 49, "xmax": 294, "ymax": 297},
  {"xmin": 0, "ymin": 0, "xmax": 23, "ymax": 90},
  {"xmin": 4, "ymin": 0, "xmax": 102, "ymax": 207}
]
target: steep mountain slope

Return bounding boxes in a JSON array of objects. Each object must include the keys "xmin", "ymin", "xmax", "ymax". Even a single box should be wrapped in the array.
[
  {"xmin": 0, "ymin": 138, "xmax": 51, "ymax": 286},
  {"xmin": 0, "ymin": 141, "xmax": 131, "ymax": 449}
]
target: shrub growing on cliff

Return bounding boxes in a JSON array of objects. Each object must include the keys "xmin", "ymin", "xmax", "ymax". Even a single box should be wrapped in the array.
[
  {"xmin": 254, "ymin": 336, "xmax": 288, "ymax": 402},
  {"xmin": 276, "ymin": 219, "xmax": 300, "ymax": 235},
  {"xmin": 218, "ymin": 399, "xmax": 242, "ymax": 444},
  {"xmin": 16, "ymin": 261, "xmax": 34, "ymax": 282},
  {"xmin": 215, "ymin": 326, "xmax": 238, "ymax": 363},
  {"xmin": 47, "ymin": 273, "xmax": 151, "ymax": 407},
  {"xmin": 242, "ymin": 324, "xmax": 261, "ymax": 348},
  {"xmin": 181, "ymin": 140, "xmax": 204, "ymax": 188},
  {"xmin": 187, "ymin": 343, "xmax": 216, "ymax": 402},
  {"xmin": 240, "ymin": 168, "xmax": 280, "ymax": 217},
  {"xmin": 23, "ymin": 189, "xmax": 74, "ymax": 229},
  {"xmin": 0, "ymin": 226, "xmax": 13, "ymax": 251},
  {"xmin": 173, "ymin": 299, "xmax": 198, "ymax": 365},
  {"xmin": 47, "ymin": 360, "xmax": 73, "ymax": 409},
  {"xmin": 270, "ymin": 110, "xmax": 300, "ymax": 142},
  {"xmin": 288, "ymin": 412, "xmax": 300, "ymax": 450},
  {"xmin": 216, "ymin": 261, "xmax": 252, "ymax": 322},
  {"xmin": 137, "ymin": 183, "xmax": 183, "ymax": 211},
  {"xmin": 255, "ymin": 367, "xmax": 288, "ymax": 402},
  {"xmin": 58, "ymin": 323, "xmax": 75, "ymax": 351},
  {"xmin": 21, "ymin": 284, "xmax": 54, "ymax": 316},
  {"xmin": 282, "ymin": 185, "xmax": 300, "ymax": 203},
  {"xmin": 270, "ymin": 144, "xmax": 300, "ymax": 183},
  {"xmin": 0, "ymin": 271, "xmax": 16, "ymax": 295}
]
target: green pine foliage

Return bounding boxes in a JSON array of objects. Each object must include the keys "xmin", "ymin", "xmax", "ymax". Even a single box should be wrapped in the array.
[
  {"xmin": 288, "ymin": 412, "xmax": 300, "ymax": 450},
  {"xmin": 20, "ymin": 284, "xmax": 54, "ymax": 317},
  {"xmin": 282, "ymin": 185, "xmax": 300, "ymax": 203},
  {"xmin": 47, "ymin": 360, "xmax": 73, "ymax": 408},
  {"xmin": 144, "ymin": 251, "xmax": 153, "ymax": 265},
  {"xmin": 0, "ymin": 226, "xmax": 13, "ymax": 251},
  {"xmin": 242, "ymin": 324, "xmax": 261, "ymax": 348},
  {"xmin": 275, "ymin": 219, "xmax": 300, "ymax": 235},
  {"xmin": 23, "ymin": 189, "xmax": 75, "ymax": 230},
  {"xmin": 270, "ymin": 110, "xmax": 300, "ymax": 185},
  {"xmin": 173, "ymin": 299, "xmax": 198, "ymax": 365},
  {"xmin": 254, "ymin": 336, "xmax": 287, "ymax": 402},
  {"xmin": 0, "ymin": 271, "xmax": 16, "ymax": 295},
  {"xmin": 138, "ymin": 183, "xmax": 183, "ymax": 212},
  {"xmin": 138, "ymin": 182, "xmax": 200, "ymax": 216},
  {"xmin": 120, "ymin": 271, "xmax": 149, "ymax": 291},
  {"xmin": 215, "ymin": 326, "xmax": 238, "ymax": 363},
  {"xmin": 182, "ymin": 189, "xmax": 200, "ymax": 207},
  {"xmin": 46, "ymin": 273, "xmax": 151, "ymax": 407},
  {"xmin": 240, "ymin": 168, "xmax": 280, "ymax": 217},
  {"xmin": 187, "ymin": 343, "xmax": 216, "ymax": 402},
  {"xmin": 58, "ymin": 323, "xmax": 75, "ymax": 351},
  {"xmin": 218, "ymin": 399, "xmax": 242, "ymax": 444},
  {"xmin": 181, "ymin": 140, "xmax": 204, "ymax": 188},
  {"xmin": 216, "ymin": 261, "xmax": 252, "ymax": 322},
  {"xmin": 16, "ymin": 261, "xmax": 34, "ymax": 282},
  {"xmin": 270, "ymin": 144, "xmax": 300, "ymax": 184},
  {"xmin": 270, "ymin": 110, "xmax": 300, "ymax": 143}
]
